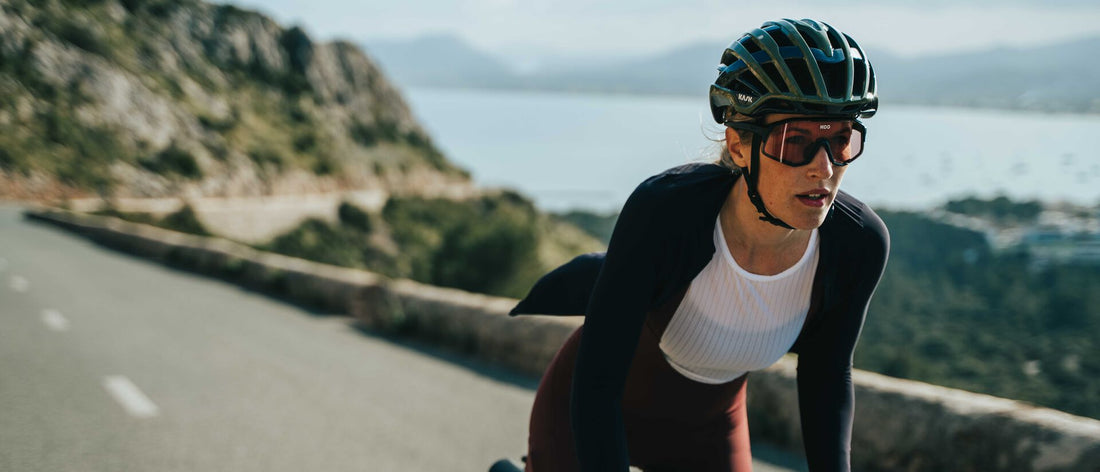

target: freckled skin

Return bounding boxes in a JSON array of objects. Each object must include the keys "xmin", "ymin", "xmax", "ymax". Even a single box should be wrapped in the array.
[
  {"xmin": 727, "ymin": 113, "xmax": 850, "ymax": 232},
  {"xmin": 719, "ymin": 113, "xmax": 853, "ymax": 274}
]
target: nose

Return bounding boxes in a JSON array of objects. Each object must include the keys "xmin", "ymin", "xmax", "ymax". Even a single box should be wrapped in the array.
[{"xmin": 806, "ymin": 143, "xmax": 834, "ymax": 180}]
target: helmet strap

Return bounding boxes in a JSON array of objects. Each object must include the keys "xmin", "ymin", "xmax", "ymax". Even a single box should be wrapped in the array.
[{"xmin": 742, "ymin": 136, "xmax": 795, "ymax": 230}]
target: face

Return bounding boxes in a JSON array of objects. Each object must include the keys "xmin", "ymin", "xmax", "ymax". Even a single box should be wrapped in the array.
[{"xmin": 726, "ymin": 113, "xmax": 852, "ymax": 230}]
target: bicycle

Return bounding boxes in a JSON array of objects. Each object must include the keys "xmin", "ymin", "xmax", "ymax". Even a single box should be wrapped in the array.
[
  {"xmin": 488, "ymin": 458, "xmax": 523, "ymax": 472},
  {"xmin": 489, "ymin": 457, "xmax": 647, "ymax": 471}
]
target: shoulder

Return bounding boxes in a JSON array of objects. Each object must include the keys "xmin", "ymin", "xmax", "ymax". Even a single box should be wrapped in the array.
[
  {"xmin": 626, "ymin": 162, "xmax": 735, "ymax": 212},
  {"xmin": 827, "ymin": 191, "xmax": 890, "ymax": 264},
  {"xmin": 635, "ymin": 162, "xmax": 733, "ymax": 194},
  {"xmin": 609, "ymin": 162, "xmax": 733, "ymax": 256}
]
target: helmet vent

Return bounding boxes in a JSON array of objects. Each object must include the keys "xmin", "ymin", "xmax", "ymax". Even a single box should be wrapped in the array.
[
  {"xmin": 762, "ymin": 62, "xmax": 789, "ymax": 93},
  {"xmin": 820, "ymin": 61, "xmax": 848, "ymax": 99},
  {"xmin": 796, "ymin": 29, "xmax": 819, "ymax": 50},
  {"xmin": 766, "ymin": 28, "xmax": 794, "ymax": 48},
  {"xmin": 720, "ymin": 50, "xmax": 739, "ymax": 69},
  {"xmin": 737, "ymin": 73, "xmax": 766, "ymax": 96},
  {"xmin": 852, "ymin": 62, "xmax": 867, "ymax": 96},
  {"xmin": 785, "ymin": 58, "xmax": 817, "ymax": 96},
  {"xmin": 743, "ymin": 37, "xmax": 762, "ymax": 55}
]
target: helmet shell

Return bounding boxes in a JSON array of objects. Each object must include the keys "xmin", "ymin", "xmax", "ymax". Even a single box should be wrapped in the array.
[{"xmin": 709, "ymin": 19, "xmax": 878, "ymax": 122}]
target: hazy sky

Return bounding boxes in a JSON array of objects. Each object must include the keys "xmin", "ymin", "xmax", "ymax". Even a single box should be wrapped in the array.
[{"xmin": 228, "ymin": 0, "xmax": 1100, "ymax": 66}]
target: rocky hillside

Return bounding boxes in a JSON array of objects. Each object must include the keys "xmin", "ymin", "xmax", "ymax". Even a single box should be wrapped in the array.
[{"xmin": 0, "ymin": 0, "xmax": 473, "ymax": 200}]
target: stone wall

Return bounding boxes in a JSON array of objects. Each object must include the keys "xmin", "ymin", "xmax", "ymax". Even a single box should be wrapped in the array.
[{"xmin": 24, "ymin": 208, "xmax": 1100, "ymax": 471}]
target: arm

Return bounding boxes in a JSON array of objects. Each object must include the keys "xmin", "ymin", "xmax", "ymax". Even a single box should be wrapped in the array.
[
  {"xmin": 571, "ymin": 181, "xmax": 663, "ymax": 472},
  {"xmin": 509, "ymin": 252, "xmax": 605, "ymax": 316},
  {"xmin": 796, "ymin": 218, "xmax": 889, "ymax": 472}
]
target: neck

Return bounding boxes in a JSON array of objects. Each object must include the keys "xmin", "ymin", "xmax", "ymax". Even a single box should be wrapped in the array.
[{"xmin": 722, "ymin": 178, "xmax": 811, "ymax": 257}]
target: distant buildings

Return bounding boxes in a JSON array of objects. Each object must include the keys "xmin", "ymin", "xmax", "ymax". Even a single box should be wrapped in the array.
[
  {"xmin": 1020, "ymin": 228, "xmax": 1100, "ymax": 267},
  {"xmin": 935, "ymin": 203, "xmax": 1100, "ymax": 268},
  {"xmin": 1017, "ymin": 206, "xmax": 1100, "ymax": 267}
]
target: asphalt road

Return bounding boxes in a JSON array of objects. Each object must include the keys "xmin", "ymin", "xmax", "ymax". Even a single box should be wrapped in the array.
[{"xmin": 0, "ymin": 205, "xmax": 804, "ymax": 472}]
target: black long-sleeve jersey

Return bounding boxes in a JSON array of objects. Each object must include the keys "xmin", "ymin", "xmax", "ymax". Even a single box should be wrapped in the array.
[{"xmin": 511, "ymin": 162, "xmax": 889, "ymax": 472}]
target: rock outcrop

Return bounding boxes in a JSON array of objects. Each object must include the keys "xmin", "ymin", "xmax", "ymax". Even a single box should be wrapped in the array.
[{"xmin": 0, "ymin": 0, "xmax": 473, "ymax": 200}]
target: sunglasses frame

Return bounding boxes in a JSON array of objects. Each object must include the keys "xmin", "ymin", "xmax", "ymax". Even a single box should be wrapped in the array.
[{"xmin": 725, "ymin": 117, "xmax": 867, "ymax": 167}]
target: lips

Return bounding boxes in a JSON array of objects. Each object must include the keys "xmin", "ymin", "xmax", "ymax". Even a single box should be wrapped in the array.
[{"xmin": 796, "ymin": 188, "xmax": 831, "ymax": 207}]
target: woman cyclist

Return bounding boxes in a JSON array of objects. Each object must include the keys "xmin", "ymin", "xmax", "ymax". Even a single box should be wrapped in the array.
[{"xmin": 508, "ymin": 18, "xmax": 889, "ymax": 472}]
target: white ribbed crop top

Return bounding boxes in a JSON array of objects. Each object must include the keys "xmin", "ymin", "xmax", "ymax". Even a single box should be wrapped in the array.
[{"xmin": 659, "ymin": 215, "xmax": 820, "ymax": 384}]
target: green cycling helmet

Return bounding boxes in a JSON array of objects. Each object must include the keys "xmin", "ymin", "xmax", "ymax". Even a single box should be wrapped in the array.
[{"xmin": 709, "ymin": 19, "xmax": 878, "ymax": 122}]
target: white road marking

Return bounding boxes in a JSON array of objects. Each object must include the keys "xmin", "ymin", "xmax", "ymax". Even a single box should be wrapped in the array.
[
  {"xmin": 9, "ymin": 275, "xmax": 29, "ymax": 292},
  {"xmin": 102, "ymin": 376, "xmax": 160, "ymax": 418},
  {"xmin": 0, "ymin": 257, "xmax": 7, "ymax": 271},
  {"xmin": 41, "ymin": 309, "xmax": 70, "ymax": 331}
]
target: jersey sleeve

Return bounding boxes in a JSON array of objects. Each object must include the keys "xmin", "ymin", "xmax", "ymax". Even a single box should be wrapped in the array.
[
  {"xmin": 571, "ymin": 179, "xmax": 664, "ymax": 472},
  {"xmin": 510, "ymin": 252, "xmax": 605, "ymax": 316},
  {"xmin": 795, "ymin": 210, "xmax": 889, "ymax": 472}
]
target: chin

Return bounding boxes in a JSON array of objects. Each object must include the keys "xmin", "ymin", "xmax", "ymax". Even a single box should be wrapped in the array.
[{"xmin": 789, "ymin": 208, "xmax": 830, "ymax": 230}]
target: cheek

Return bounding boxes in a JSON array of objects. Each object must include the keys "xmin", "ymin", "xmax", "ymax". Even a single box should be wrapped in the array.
[
  {"xmin": 757, "ymin": 166, "xmax": 798, "ymax": 201},
  {"xmin": 832, "ymin": 166, "xmax": 848, "ymax": 185}
]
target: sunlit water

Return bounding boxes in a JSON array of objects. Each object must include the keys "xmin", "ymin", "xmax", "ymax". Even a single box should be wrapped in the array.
[{"xmin": 406, "ymin": 87, "xmax": 1100, "ymax": 213}]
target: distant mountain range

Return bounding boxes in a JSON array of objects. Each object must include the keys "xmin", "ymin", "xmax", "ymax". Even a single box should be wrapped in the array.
[{"xmin": 364, "ymin": 34, "xmax": 1100, "ymax": 113}]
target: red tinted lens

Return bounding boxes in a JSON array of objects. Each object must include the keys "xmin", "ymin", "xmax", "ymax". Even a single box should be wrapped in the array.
[{"xmin": 762, "ymin": 120, "xmax": 863, "ymax": 165}]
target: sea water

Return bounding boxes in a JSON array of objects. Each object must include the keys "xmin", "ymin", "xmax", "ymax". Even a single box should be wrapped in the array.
[{"xmin": 406, "ymin": 87, "xmax": 1100, "ymax": 213}]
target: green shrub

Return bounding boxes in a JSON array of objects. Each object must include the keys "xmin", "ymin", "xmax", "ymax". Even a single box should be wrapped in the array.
[
  {"xmin": 403, "ymin": 129, "xmax": 448, "ymax": 166},
  {"xmin": 337, "ymin": 201, "xmax": 372, "ymax": 232},
  {"xmin": 56, "ymin": 161, "xmax": 113, "ymax": 191},
  {"xmin": 374, "ymin": 118, "xmax": 400, "ymax": 141},
  {"xmin": 263, "ymin": 218, "xmax": 381, "ymax": 269},
  {"xmin": 213, "ymin": 4, "xmax": 251, "ymax": 21},
  {"xmin": 95, "ymin": 205, "xmax": 208, "ymax": 237},
  {"xmin": 944, "ymin": 196, "xmax": 1042, "ymax": 223},
  {"xmin": 348, "ymin": 120, "xmax": 379, "ymax": 146},
  {"xmin": 382, "ymin": 192, "xmax": 540, "ymax": 297},
  {"xmin": 92, "ymin": 208, "xmax": 158, "ymax": 225},
  {"xmin": 145, "ymin": 1, "xmax": 176, "ymax": 18},
  {"xmin": 312, "ymin": 154, "xmax": 339, "ymax": 175},
  {"xmin": 118, "ymin": 0, "xmax": 143, "ymax": 11},
  {"xmin": 161, "ymin": 205, "xmax": 209, "ymax": 235},
  {"xmin": 118, "ymin": 0, "xmax": 183, "ymax": 12},
  {"xmin": 292, "ymin": 132, "xmax": 317, "ymax": 153},
  {"xmin": 348, "ymin": 118, "xmax": 404, "ymax": 147},
  {"xmin": 857, "ymin": 209, "xmax": 1100, "ymax": 420},
  {"xmin": 0, "ymin": 147, "xmax": 17, "ymax": 171},
  {"xmin": 36, "ymin": 108, "xmax": 127, "ymax": 191},
  {"xmin": 59, "ymin": 0, "xmax": 109, "ymax": 7},
  {"xmin": 140, "ymin": 144, "xmax": 202, "ymax": 179},
  {"xmin": 51, "ymin": 18, "xmax": 111, "ymax": 58},
  {"xmin": 287, "ymin": 103, "xmax": 310, "ymax": 124},
  {"xmin": 248, "ymin": 146, "xmax": 286, "ymax": 171},
  {"xmin": 431, "ymin": 206, "xmax": 538, "ymax": 296},
  {"xmin": 280, "ymin": 27, "xmax": 313, "ymax": 75},
  {"xmin": 197, "ymin": 112, "xmax": 238, "ymax": 133}
]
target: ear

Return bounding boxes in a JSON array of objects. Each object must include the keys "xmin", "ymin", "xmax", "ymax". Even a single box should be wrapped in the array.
[{"xmin": 725, "ymin": 127, "xmax": 750, "ymax": 169}]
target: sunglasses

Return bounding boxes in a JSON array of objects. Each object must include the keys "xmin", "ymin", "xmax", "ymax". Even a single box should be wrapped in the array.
[{"xmin": 725, "ymin": 117, "xmax": 867, "ymax": 167}]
